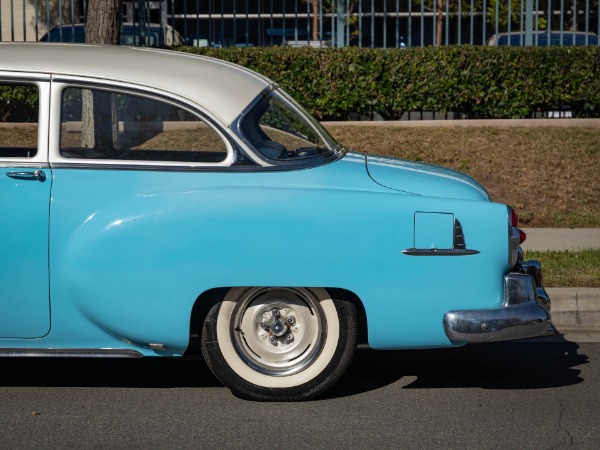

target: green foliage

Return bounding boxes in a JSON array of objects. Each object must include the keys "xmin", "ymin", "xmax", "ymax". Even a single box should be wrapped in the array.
[
  {"xmin": 179, "ymin": 46, "xmax": 600, "ymax": 120},
  {"xmin": 0, "ymin": 85, "xmax": 39, "ymax": 122}
]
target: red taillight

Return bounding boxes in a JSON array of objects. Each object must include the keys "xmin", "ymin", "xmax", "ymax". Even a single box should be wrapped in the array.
[
  {"xmin": 519, "ymin": 229, "xmax": 527, "ymax": 244},
  {"xmin": 510, "ymin": 208, "xmax": 519, "ymax": 227}
]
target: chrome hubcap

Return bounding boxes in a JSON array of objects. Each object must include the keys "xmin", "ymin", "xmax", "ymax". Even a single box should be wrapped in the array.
[{"xmin": 231, "ymin": 288, "xmax": 326, "ymax": 376}]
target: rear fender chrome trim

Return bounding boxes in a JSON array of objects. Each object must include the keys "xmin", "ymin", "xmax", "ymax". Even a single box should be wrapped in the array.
[
  {"xmin": 402, "ymin": 248, "xmax": 480, "ymax": 256},
  {"xmin": 403, "ymin": 218, "xmax": 479, "ymax": 256}
]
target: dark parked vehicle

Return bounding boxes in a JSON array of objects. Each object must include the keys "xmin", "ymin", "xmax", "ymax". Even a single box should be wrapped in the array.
[
  {"xmin": 488, "ymin": 31, "xmax": 598, "ymax": 46},
  {"xmin": 40, "ymin": 22, "xmax": 184, "ymax": 47}
]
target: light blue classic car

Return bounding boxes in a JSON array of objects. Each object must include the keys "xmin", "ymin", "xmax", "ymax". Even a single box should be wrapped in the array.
[{"xmin": 0, "ymin": 44, "xmax": 551, "ymax": 401}]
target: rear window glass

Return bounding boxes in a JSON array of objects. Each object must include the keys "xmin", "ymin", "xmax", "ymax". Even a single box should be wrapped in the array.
[{"xmin": 60, "ymin": 87, "xmax": 228, "ymax": 164}]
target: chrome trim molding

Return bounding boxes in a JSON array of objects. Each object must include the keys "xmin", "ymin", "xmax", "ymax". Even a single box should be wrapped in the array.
[
  {"xmin": 403, "ymin": 218, "xmax": 479, "ymax": 256},
  {"xmin": 0, "ymin": 72, "xmax": 51, "ymax": 82},
  {"xmin": 230, "ymin": 85, "xmax": 347, "ymax": 170},
  {"xmin": 49, "ymin": 79, "xmax": 240, "ymax": 168},
  {"xmin": 443, "ymin": 263, "xmax": 552, "ymax": 343},
  {"xmin": 0, "ymin": 162, "xmax": 50, "ymax": 169},
  {"xmin": 514, "ymin": 259, "xmax": 551, "ymax": 311},
  {"xmin": 0, "ymin": 349, "xmax": 143, "ymax": 358},
  {"xmin": 453, "ymin": 218, "xmax": 467, "ymax": 250},
  {"xmin": 507, "ymin": 206, "xmax": 522, "ymax": 268},
  {"xmin": 402, "ymin": 248, "xmax": 480, "ymax": 256},
  {"xmin": 48, "ymin": 162, "xmax": 329, "ymax": 173}
]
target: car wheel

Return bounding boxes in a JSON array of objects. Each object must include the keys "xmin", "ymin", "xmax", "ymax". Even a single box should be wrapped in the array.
[{"xmin": 201, "ymin": 287, "xmax": 357, "ymax": 401}]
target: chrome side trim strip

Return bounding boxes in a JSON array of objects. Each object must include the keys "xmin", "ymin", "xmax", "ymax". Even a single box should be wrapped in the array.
[
  {"xmin": 0, "ymin": 162, "xmax": 50, "ymax": 169},
  {"xmin": 402, "ymin": 248, "xmax": 480, "ymax": 256},
  {"xmin": 48, "ymin": 162, "xmax": 335, "ymax": 173},
  {"xmin": 0, "ymin": 349, "xmax": 143, "ymax": 358}
]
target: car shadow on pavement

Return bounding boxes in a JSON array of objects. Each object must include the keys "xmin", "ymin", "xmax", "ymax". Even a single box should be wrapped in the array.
[
  {"xmin": 0, "ymin": 356, "xmax": 222, "ymax": 389},
  {"xmin": 0, "ymin": 335, "xmax": 588, "ymax": 397},
  {"xmin": 323, "ymin": 334, "xmax": 588, "ymax": 400}
]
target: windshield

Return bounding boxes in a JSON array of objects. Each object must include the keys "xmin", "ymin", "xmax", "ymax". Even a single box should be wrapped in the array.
[{"xmin": 238, "ymin": 88, "xmax": 339, "ymax": 163}]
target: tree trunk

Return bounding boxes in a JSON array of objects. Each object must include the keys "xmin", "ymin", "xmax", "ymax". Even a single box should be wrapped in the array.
[
  {"xmin": 85, "ymin": 0, "xmax": 123, "ymax": 45},
  {"xmin": 311, "ymin": 0, "xmax": 319, "ymax": 41},
  {"xmin": 436, "ymin": 0, "xmax": 444, "ymax": 47},
  {"xmin": 82, "ymin": 0, "xmax": 123, "ymax": 150}
]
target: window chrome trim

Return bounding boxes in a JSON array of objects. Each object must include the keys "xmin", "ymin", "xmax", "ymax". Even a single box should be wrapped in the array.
[
  {"xmin": 48, "ymin": 78, "xmax": 241, "ymax": 169},
  {"xmin": 230, "ymin": 85, "xmax": 347, "ymax": 170},
  {"xmin": 48, "ymin": 162, "xmax": 325, "ymax": 173},
  {"xmin": 230, "ymin": 85, "xmax": 277, "ymax": 167},
  {"xmin": 0, "ymin": 71, "xmax": 51, "ymax": 82},
  {"xmin": 0, "ymin": 162, "xmax": 50, "ymax": 169}
]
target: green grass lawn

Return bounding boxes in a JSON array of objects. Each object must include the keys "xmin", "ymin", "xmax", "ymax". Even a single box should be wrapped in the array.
[{"xmin": 524, "ymin": 249, "xmax": 600, "ymax": 287}]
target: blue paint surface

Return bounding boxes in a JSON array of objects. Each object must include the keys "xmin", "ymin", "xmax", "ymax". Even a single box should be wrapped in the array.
[
  {"xmin": 0, "ymin": 168, "xmax": 51, "ymax": 338},
  {"xmin": 0, "ymin": 153, "xmax": 510, "ymax": 353},
  {"xmin": 414, "ymin": 212, "xmax": 455, "ymax": 249}
]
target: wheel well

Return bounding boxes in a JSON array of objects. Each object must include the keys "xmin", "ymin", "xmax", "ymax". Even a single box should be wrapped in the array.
[
  {"xmin": 186, "ymin": 287, "xmax": 229, "ymax": 356},
  {"xmin": 325, "ymin": 288, "xmax": 369, "ymax": 346},
  {"xmin": 186, "ymin": 286, "xmax": 369, "ymax": 356}
]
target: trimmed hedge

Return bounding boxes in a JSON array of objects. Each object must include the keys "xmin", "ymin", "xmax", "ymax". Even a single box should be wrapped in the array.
[{"xmin": 178, "ymin": 46, "xmax": 600, "ymax": 120}]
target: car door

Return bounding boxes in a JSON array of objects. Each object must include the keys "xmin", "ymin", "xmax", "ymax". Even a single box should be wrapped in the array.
[
  {"xmin": 46, "ymin": 80, "xmax": 235, "ymax": 349},
  {"xmin": 0, "ymin": 78, "xmax": 51, "ymax": 338}
]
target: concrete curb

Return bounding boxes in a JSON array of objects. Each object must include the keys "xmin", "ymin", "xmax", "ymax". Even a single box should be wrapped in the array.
[{"xmin": 548, "ymin": 288, "xmax": 600, "ymax": 330}]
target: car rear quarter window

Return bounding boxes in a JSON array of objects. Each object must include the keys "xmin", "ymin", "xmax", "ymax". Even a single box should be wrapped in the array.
[
  {"xmin": 60, "ymin": 87, "xmax": 228, "ymax": 164},
  {"xmin": 0, "ymin": 84, "xmax": 39, "ymax": 158}
]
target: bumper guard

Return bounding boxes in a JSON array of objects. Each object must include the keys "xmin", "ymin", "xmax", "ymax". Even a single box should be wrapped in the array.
[{"xmin": 443, "ymin": 259, "xmax": 552, "ymax": 343}]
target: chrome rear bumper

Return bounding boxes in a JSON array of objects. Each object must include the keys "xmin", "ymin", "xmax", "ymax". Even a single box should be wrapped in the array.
[{"xmin": 443, "ymin": 259, "xmax": 552, "ymax": 343}]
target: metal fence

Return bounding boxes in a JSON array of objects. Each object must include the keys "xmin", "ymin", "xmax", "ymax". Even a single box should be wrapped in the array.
[{"xmin": 1, "ymin": 1, "xmax": 599, "ymax": 48}]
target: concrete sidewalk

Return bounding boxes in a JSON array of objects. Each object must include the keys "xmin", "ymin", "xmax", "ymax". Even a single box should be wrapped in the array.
[{"xmin": 522, "ymin": 228, "xmax": 600, "ymax": 251}]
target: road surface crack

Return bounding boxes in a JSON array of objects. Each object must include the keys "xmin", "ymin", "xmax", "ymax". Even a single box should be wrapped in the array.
[{"xmin": 556, "ymin": 399, "xmax": 575, "ymax": 448}]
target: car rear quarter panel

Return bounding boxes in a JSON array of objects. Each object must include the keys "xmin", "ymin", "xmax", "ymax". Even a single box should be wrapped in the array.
[{"xmin": 45, "ymin": 158, "xmax": 509, "ymax": 354}]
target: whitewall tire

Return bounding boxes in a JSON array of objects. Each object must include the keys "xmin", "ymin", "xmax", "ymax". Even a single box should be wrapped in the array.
[{"xmin": 201, "ymin": 287, "xmax": 357, "ymax": 401}]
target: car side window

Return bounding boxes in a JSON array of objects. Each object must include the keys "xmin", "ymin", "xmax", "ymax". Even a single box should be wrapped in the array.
[
  {"xmin": 0, "ymin": 84, "xmax": 39, "ymax": 158},
  {"xmin": 60, "ymin": 87, "xmax": 228, "ymax": 163}
]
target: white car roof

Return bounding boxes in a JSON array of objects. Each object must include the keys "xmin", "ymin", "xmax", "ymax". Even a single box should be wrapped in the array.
[{"xmin": 0, "ymin": 43, "xmax": 272, "ymax": 125}]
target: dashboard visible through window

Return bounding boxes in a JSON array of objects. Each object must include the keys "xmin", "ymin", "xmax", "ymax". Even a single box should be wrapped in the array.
[{"xmin": 239, "ymin": 88, "xmax": 338, "ymax": 163}]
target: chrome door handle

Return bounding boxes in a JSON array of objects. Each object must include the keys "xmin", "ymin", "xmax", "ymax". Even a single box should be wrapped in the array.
[{"xmin": 6, "ymin": 170, "xmax": 46, "ymax": 182}]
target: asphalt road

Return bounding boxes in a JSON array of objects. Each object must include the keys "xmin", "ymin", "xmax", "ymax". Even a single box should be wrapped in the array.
[{"xmin": 0, "ymin": 338, "xmax": 598, "ymax": 449}]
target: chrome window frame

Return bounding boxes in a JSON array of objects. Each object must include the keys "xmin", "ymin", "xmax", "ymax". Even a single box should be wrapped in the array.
[
  {"xmin": 230, "ymin": 85, "xmax": 346, "ymax": 169},
  {"xmin": 48, "ymin": 76, "xmax": 251, "ymax": 170}
]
